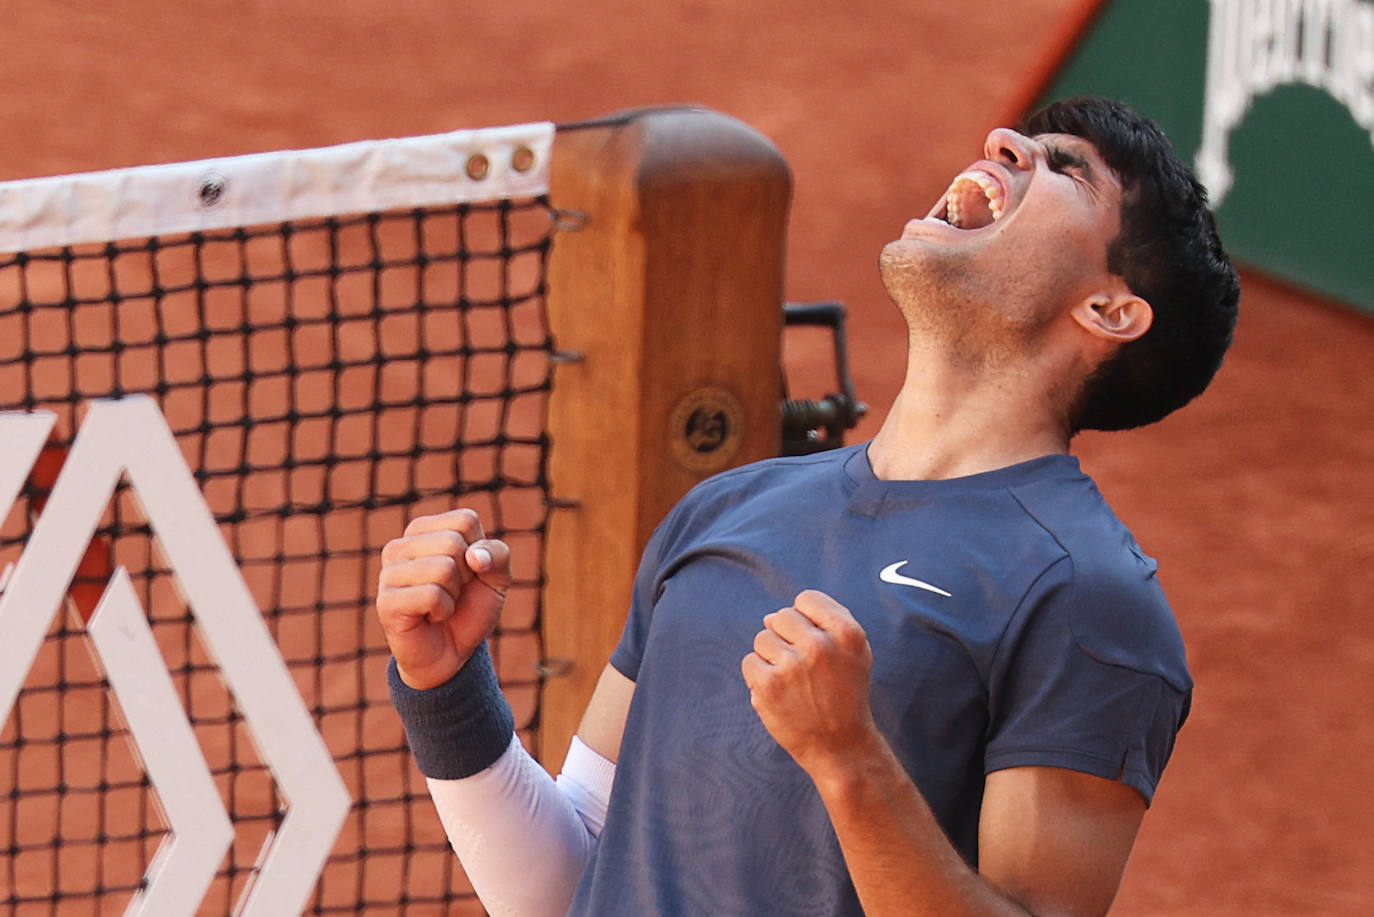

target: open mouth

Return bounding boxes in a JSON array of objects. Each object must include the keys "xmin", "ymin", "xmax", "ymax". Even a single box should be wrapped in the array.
[{"xmin": 934, "ymin": 171, "xmax": 1005, "ymax": 230}]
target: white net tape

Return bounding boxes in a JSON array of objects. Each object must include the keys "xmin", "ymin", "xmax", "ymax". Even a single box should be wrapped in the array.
[{"xmin": 0, "ymin": 122, "xmax": 554, "ymax": 253}]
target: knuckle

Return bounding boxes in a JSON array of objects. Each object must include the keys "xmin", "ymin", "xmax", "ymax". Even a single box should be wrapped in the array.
[
  {"xmin": 380, "ymin": 537, "xmax": 407, "ymax": 563},
  {"xmin": 837, "ymin": 623, "xmax": 867, "ymax": 652},
  {"xmin": 417, "ymin": 582, "xmax": 454, "ymax": 613},
  {"xmin": 397, "ymin": 582, "xmax": 435, "ymax": 610},
  {"xmin": 421, "ymin": 580, "xmax": 450, "ymax": 602},
  {"xmin": 376, "ymin": 562, "xmax": 405, "ymax": 590},
  {"xmin": 430, "ymin": 553, "xmax": 459, "ymax": 578},
  {"xmin": 377, "ymin": 583, "xmax": 445, "ymax": 623},
  {"xmin": 375, "ymin": 589, "xmax": 400, "ymax": 619},
  {"xmin": 756, "ymin": 673, "xmax": 783, "ymax": 702},
  {"xmin": 403, "ymin": 514, "xmax": 434, "ymax": 537},
  {"xmin": 440, "ymin": 530, "xmax": 468, "ymax": 556},
  {"xmin": 453, "ymin": 508, "xmax": 482, "ymax": 532}
]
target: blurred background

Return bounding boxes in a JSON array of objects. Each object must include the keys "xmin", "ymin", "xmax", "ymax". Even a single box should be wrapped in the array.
[{"xmin": 1, "ymin": 1, "xmax": 1370, "ymax": 912}]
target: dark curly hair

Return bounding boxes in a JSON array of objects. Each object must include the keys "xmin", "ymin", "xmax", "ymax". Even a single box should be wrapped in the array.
[{"xmin": 1022, "ymin": 96, "xmax": 1240, "ymax": 432}]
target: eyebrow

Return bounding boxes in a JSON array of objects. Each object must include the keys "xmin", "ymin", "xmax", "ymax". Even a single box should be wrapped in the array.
[{"xmin": 1045, "ymin": 142, "xmax": 1101, "ymax": 189}]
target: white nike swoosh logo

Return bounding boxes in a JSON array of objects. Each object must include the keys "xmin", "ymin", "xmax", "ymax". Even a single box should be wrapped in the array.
[{"xmin": 879, "ymin": 561, "xmax": 952, "ymax": 597}]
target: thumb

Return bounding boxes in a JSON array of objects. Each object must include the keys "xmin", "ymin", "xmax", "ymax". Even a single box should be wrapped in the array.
[
  {"xmin": 445, "ymin": 538, "xmax": 513, "ymax": 658},
  {"xmin": 465, "ymin": 538, "xmax": 511, "ymax": 600}
]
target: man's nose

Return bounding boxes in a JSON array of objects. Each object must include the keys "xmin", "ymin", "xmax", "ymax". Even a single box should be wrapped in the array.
[{"xmin": 983, "ymin": 128, "xmax": 1034, "ymax": 170}]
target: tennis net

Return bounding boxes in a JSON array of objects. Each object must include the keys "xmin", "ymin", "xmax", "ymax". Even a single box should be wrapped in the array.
[{"xmin": 0, "ymin": 123, "xmax": 556, "ymax": 914}]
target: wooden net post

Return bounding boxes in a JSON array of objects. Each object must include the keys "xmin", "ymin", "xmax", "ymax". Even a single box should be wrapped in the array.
[{"xmin": 539, "ymin": 108, "xmax": 791, "ymax": 768}]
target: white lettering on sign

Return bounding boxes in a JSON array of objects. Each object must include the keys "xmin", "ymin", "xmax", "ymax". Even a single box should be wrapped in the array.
[
  {"xmin": 0, "ymin": 397, "xmax": 350, "ymax": 917},
  {"xmin": 1199, "ymin": 0, "xmax": 1374, "ymax": 202}
]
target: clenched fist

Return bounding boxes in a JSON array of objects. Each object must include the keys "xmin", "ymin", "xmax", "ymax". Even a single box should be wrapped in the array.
[
  {"xmin": 741, "ymin": 589, "xmax": 878, "ymax": 776},
  {"xmin": 376, "ymin": 508, "xmax": 511, "ymax": 690}
]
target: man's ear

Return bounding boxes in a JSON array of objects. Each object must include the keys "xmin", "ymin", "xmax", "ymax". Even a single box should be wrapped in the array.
[{"xmin": 1071, "ymin": 286, "xmax": 1153, "ymax": 343}]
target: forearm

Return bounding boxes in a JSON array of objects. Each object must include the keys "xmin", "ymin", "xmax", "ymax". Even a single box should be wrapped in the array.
[
  {"xmin": 810, "ymin": 731, "xmax": 1028, "ymax": 917},
  {"xmin": 427, "ymin": 734, "xmax": 599, "ymax": 917},
  {"xmin": 389, "ymin": 650, "xmax": 609, "ymax": 916}
]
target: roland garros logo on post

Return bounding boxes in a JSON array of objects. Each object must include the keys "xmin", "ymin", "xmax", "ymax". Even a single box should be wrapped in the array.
[{"xmin": 0, "ymin": 398, "xmax": 350, "ymax": 917}]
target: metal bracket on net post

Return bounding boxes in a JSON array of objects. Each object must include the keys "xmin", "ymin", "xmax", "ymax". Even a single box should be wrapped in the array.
[
  {"xmin": 551, "ymin": 208, "xmax": 589, "ymax": 233},
  {"xmin": 781, "ymin": 301, "xmax": 868, "ymax": 456}
]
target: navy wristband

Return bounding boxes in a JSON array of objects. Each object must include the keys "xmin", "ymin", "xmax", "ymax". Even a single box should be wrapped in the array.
[{"xmin": 387, "ymin": 643, "xmax": 516, "ymax": 779}]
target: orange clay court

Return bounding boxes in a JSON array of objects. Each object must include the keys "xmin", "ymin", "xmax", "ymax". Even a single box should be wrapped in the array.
[{"xmin": 0, "ymin": 0, "xmax": 1371, "ymax": 915}]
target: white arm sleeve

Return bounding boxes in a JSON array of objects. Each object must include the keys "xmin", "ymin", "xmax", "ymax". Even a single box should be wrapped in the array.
[
  {"xmin": 425, "ymin": 734, "xmax": 616, "ymax": 917},
  {"xmin": 555, "ymin": 734, "xmax": 616, "ymax": 837}
]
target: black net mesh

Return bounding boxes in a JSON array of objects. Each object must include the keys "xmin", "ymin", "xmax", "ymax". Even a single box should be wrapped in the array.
[{"xmin": 0, "ymin": 197, "xmax": 554, "ymax": 914}]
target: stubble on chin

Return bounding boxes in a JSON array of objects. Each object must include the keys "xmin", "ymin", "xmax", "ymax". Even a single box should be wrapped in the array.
[
  {"xmin": 880, "ymin": 241, "xmax": 979, "ymax": 350},
  {"xmin": 879, "ymin": 240, "xmax": 948, "ymax": 323},
  {"xmin": 877, "ymin": 240, "xmax": 1051, "ymax": 370}
]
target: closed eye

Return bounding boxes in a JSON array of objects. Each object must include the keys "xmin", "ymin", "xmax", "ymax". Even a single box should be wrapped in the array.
[
  {"xmin": 1045, "ymin": 145, "xmax": 1100, "ymax": 191},
  {"xmin": 1046, "ymin": 147, "xmax": 1085, "ymax": 175}
]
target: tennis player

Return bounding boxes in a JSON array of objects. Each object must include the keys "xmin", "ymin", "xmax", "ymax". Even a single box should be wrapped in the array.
[{"xmin": 378, "ymin": 96, "xmax": 1239, "ymax": 916}]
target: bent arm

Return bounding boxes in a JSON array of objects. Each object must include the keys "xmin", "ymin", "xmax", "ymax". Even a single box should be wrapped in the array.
[
  {"xmin": 379, "ymin": 509, "xmax": 639, "ymax": 914},
  {"xmin": 811, "ymin": 733, "xmax": 1144, "ymax": 916},
  {"xmin": 743, "ymin": 590, "xmax": 1145, "ymax": 916},
  {"xmin": 394, "ymin": 660, "xmax": 635, "ymax": 916}
]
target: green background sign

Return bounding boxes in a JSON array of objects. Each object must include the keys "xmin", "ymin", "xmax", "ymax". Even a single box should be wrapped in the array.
[{"xmin": 1034, "ymin": 0, "xmax": 1374, "ymax": 313}]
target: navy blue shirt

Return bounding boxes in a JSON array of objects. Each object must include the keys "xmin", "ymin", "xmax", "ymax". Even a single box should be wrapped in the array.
[{"xmin": 569, "ymin": 444, "xmax": 1191, "ymax": 916}]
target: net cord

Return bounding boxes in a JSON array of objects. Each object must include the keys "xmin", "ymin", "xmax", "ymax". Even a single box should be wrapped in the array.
[{"xmin": 0, "ymin": 122, "xmax": 554, "ymax": 254}]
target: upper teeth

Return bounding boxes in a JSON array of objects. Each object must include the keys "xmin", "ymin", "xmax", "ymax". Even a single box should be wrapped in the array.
[{"xmin": 944, "ymin": 171, "xmax": 1004, "ymax": 228}]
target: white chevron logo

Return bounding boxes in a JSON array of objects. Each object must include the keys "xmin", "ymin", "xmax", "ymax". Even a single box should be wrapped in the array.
[
  {"xmin": 879, "ymin": 561, "xmax": 952, "ymax": 598},
  {"xmin": 0, "ymin": 397, "xmax": 349, "ymax": 917}
]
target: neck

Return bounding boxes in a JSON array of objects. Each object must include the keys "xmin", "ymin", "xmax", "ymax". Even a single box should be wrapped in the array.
[{"xmin": 867, "ymin": 335, "xmax": 1076, "ymax": 482}]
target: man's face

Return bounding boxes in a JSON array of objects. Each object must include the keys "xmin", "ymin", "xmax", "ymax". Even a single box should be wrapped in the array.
[{"xmin": 879, "ymin": 128, "xmax": 1128, "ymax": 360}]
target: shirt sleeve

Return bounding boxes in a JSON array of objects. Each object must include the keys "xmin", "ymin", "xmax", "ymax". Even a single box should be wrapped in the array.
[
  {"xmin": 984, "ymin": 557, "xmax": 1192, "ymax": 805},
  {"xmin": 607, "ymin": 507, "xmax": 681, "ymax": 682}
]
